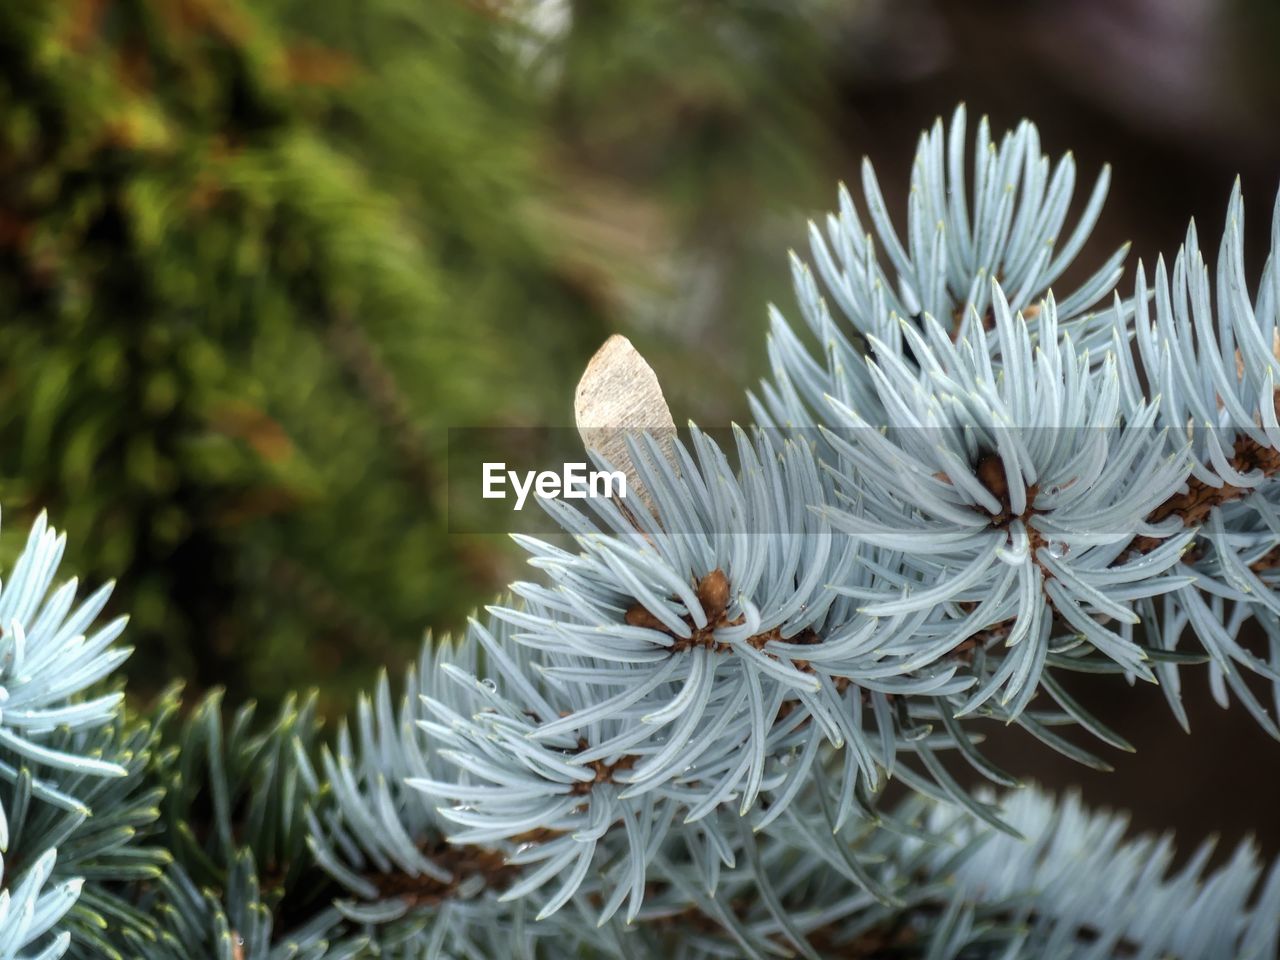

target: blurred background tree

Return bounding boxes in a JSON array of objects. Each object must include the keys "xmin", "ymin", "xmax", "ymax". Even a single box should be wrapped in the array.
[
  {"xmin": 0, "ymin": 0, "xmax": 850, "ymax": 709},
  {"xmin": 0, "ymin": 0, "xmax": 1278, "ymax": 859},
  {"xmin": 0, "ymin": 0, "xmax": 612, "ymax": 708}
]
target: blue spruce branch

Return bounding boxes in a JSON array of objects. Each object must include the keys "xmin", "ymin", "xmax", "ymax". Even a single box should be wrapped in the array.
[{"xmin": 3, "ymin": 105, "xmax": 1280, "ymax": 958}]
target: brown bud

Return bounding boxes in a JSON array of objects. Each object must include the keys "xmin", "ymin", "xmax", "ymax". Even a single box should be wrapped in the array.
[
  {"xmin": 625, "ymin": 604, "xmax": 669, "ymax": 633},
  {"xmin": 574, "ymin": 335, "xmax": 677, "ymax": 519},
  {"xmin": 696, "ymin": 569, "xmax": 730, "ymax": 622},
  {"xmin": 974, "ymin": 453, "xmax": 1008, "ymax": 503}
]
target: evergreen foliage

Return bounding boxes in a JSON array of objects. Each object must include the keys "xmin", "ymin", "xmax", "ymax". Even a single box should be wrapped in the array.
[
  {"xmin": 0, "ymin": 0, "xmax": 855, "ymax": 708},
  {"xmin": 0, "ymin": 0, "xmax": 605, "ymax": 704},
  {"xmin": 4, "ymin": 107, "xmax": 1280, "ymax": 958}
]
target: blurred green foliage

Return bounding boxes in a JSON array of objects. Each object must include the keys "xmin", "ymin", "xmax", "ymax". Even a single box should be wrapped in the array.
[
  {"xmin": 0, "ymin": 0, "xmax": 609, "ymax": 706},
  {"xmin": 0, "ymin": 0, "xmax": 846, "ymax": 708}
]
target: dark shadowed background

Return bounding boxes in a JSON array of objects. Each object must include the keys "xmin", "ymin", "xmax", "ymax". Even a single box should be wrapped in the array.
[{"xmin": 1, "ymin": 0, "xmax": 1276, "ymax": 866}]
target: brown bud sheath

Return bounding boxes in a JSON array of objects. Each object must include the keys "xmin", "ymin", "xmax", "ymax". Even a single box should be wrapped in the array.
[
  {"xmin": 574, "ymin": 335, "xmax": 677, "ymax": 519},
  {"xmin": 625, "ymin": 605, "xmax": 670, "ymax": 633},
  {"xmin": 696, "ymin": 569, "xmax": 730, "ymax": 622}
]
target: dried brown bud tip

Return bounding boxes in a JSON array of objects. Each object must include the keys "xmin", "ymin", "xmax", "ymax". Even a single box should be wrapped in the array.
[
  {"xmin": 625, "ymin": 604, "xmax": 670, "ymax": 633},
  {"xmin": 974, "ymin": 453, "xmax": 1009, "ymax": 503},
  {"xmin": 696, "ymin": 569, "xmax": 730, "ymax": 622}
]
